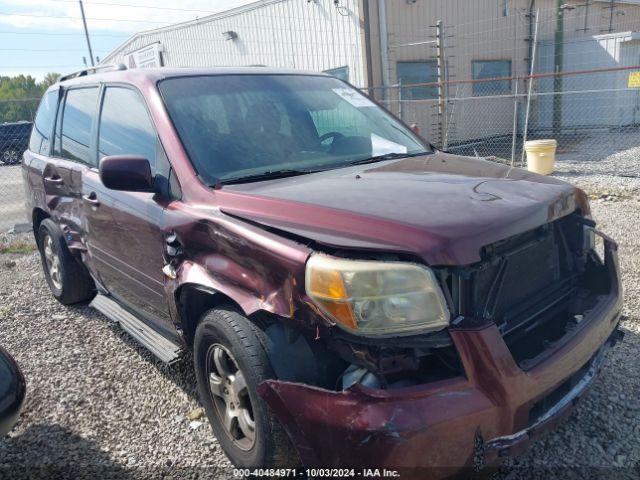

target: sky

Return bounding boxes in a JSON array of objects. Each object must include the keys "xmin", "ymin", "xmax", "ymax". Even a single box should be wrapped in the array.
[{"xmin": 0, "ymin": 0, "xmax": 256, "ymax": 81}]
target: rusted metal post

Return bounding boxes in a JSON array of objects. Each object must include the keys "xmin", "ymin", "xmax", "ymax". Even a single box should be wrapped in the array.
[
  {"xmin": 511, "ymin": 77, "xmax": 519, "ymax": 166},
  {"xmin": 521, "ymin": 8, "xmax": 540, "ymax": 165},
  {"xmin": 553, "ymin": 0, "xmax": 564, "ymax": 137},
  {"xmin": 398, "ymin": 79, "xmax": 403, "ymax": 121}
]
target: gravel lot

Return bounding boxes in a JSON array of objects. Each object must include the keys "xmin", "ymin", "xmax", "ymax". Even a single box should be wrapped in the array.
[{"xmin": 0, "ymin": 160, "xmax": 638, "ymax": 479}]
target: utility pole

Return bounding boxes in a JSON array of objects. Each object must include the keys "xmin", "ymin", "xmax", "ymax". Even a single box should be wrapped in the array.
[
  {"xmin": 553, "ymin": 0, "xmax": 564, "ymax": 137},
  {"xmin": 79, "ymin": 0, "xmax": 95, "ymax": 67}
]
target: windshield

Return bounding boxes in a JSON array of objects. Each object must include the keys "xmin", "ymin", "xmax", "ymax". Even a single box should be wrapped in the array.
[{"xmin": 159, "ymin": 74, "xmax": 430, "ymax": 185}]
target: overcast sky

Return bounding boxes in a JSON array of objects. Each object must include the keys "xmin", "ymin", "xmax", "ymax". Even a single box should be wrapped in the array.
[{"xmin": 0, "ymin": 0, "xmax": 256, "ymax": 81}]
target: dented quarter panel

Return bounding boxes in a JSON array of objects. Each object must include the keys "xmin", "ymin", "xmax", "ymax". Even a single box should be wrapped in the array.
[{"xmin": 162, "ymin": 201, "xmax": 312, "ymax": 322}]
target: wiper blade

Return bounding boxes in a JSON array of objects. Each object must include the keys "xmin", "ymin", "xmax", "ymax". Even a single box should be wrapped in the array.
[
  {"xmin": 219, "ymin": 169, "xmax": 310, "ymax": 185},
  {"xmin": 347, "ymin": 151, "xmax": 429, "ymax": 166}
]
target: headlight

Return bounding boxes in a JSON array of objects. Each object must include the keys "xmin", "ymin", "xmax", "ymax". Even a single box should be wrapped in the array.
[{"xmin": 305, "ymin": 254, "xmax": 450, "ymax": 337}]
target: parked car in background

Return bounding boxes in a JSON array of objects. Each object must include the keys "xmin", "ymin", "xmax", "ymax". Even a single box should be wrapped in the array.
[
  {"xmin": 0, "ymin": 121, "xmax": 32, "ymax": 165},
  {"xmin": 0, "ymin": 345, "xmax": 26, "ymax": 436},
  {"xmin": 22, "ymin": 66, "xmax": 624, "ymax": 476}
]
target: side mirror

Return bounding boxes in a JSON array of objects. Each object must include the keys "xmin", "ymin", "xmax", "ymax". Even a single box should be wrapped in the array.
[{"xmin": 99, "ymin": 155, "xmax": 154, "ymax": 192}]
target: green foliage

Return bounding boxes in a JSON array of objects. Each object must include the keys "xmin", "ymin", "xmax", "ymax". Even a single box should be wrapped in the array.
[
  {"xmin": 42, "ymin": 72, "xmax": 61, "ymax": 89},
  {"xmin": 0, "ymin": 73, "xmax": 61, "ymax": 123}
]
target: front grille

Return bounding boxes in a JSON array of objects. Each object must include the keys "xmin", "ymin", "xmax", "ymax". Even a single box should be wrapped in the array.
[{"xmin": 444, "ymin": 212, "xmax": 606, "ymax": 368}]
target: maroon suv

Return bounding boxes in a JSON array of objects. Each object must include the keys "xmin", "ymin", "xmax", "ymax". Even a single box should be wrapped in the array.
[{"xmin": 23, "ymin": 66, "xmax": 623, "ymax": 476}]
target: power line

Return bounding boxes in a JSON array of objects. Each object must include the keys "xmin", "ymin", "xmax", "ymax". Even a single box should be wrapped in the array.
[
  {"xmin": 0, "ymin": 12, "xmax": 181, "ymax": 24},
  {"xmin": 0, "ymin": 48, "xmax": 109, "ymax": 52},
  {"xmin": 45, "ymin": 0, "xmax": 217, "ymax": 14},
  {"xmin": 0, "ymin": 30, "xmax": 128, "ymax": 36},
  {"xmin": 0, "ymin": 65, "xmax": 84, "ymax": 68}
]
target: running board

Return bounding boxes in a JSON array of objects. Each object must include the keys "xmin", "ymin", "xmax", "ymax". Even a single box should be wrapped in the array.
[{"xmin": 90, "ymin": 294, "xmax": 183, "ymax": 364}]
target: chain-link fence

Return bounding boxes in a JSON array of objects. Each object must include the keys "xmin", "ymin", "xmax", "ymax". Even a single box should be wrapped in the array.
[
  {"xmin": 0, "ymin": 99, "xmax": 38, "ymax": 231},
  {"xmin": 381, "ymin": 65, "xmax": 640, "ymax": 180},
  {"xmin": 367, "ymin": 3, "xmax": 640, "ymax": 181}
]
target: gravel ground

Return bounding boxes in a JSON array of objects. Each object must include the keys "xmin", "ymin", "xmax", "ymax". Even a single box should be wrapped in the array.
[
  {"xmin": 492, "ymin": 171, "xmax": 640, "ymax": 480},
  {"xmin": 0, "ymin": 163, "xmax": 638, "ymax": 479},
  {"xmin": 0, "ymin": 233, "xmax": 233, "ymax": 479}
]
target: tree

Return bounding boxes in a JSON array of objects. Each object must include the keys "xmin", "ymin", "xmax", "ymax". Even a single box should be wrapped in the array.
[
  {"xmin": 41, "ymin": 72, "xmax": 61, "ymax": 89},
  {"xmin": 0, "ymin": 73, "xmax": 62, "ymax": 123},
  {"xmin": 0, "ymin": 75, "xmax": 44, "ymax": 123}
]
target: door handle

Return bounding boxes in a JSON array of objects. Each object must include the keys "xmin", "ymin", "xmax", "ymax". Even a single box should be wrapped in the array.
[
  {"xmin": 83, "ymin": 192, "xmax": 100, "ymax": 207},
  {"xmin": 44, "ymin": 175, "xmax": 63, "ymax": 185}
]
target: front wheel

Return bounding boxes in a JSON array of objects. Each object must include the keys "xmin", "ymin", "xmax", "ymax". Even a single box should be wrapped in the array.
[
  {"xmin": 37, "ymin": 219, "xmax": 95, "ymax": 305},
  {"xmin": 194, "ymin": 307, "xmax": 299, "ymax": 468}
]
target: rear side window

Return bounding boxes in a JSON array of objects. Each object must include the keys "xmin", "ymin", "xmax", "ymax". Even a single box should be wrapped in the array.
[
  {"xmin": 98, "ymin": 87, "xmax": 156, "ymax": 167},
  {"xmin": 60, "ymin": 87, "xmax": 99, "ymax": 165},
  {"xmin": 29, "ymin": 91, "xmax": 57, "ymax": 155}
]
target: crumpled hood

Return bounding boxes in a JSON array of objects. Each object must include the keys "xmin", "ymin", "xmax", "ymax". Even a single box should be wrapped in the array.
[{"xmin": 215, "ymin": 152, "xmax": 587, "ymax": 266}]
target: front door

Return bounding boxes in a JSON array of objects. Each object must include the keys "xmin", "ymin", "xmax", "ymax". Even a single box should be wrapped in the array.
[{"xmin": 83, "ymin": 85, "xmax": 171, "ymax": 327}]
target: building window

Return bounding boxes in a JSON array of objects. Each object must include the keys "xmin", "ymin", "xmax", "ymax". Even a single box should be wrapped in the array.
[
  {"xmin": 396, "ymin": 61, "xmax": 438, "ymax": 100},
  {"xmin": 472, "ymin": 60, "xmax": 512, "ymax": 96},
  {"xmin": 324, "ymin": 66, "xmax": 349, "ymax": 82}
]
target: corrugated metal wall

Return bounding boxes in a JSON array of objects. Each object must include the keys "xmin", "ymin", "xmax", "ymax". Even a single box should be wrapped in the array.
[
  {"xmin": 535, "ymin": 32, "xmax": 640, "ymax": 129},
  {"xmin": 101, "ymin": 0, "xmax": 367, "ymax": 87}
]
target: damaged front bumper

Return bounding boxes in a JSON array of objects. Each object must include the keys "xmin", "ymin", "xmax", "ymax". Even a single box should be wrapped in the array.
[{"xmin": 256, "ymin": 235, "xmax": 624, "ymax": 477}]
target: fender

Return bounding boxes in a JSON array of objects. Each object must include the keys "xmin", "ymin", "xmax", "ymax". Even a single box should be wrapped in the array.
[{"xmin": 162, "ymin": 204, "xmax": 315, "ymax": 329}]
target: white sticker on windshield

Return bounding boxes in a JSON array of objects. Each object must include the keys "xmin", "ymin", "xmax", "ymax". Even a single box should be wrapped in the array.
[
  {"xmin": 371, "ymin": 133, "xmax": 408, "ymax": 156},
  {"xmin": 332, "ymin": 88, "xmax": 376, "ymax": 108}
]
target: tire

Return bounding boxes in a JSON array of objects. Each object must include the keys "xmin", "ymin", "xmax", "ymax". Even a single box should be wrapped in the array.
[
  {"xmin": 194, "ymin": 306, "xmax": 299, "ymax": 468},
  {"xmin": 37, "ymin": 218, "xmax": 96, "ymax": 305},
  {"xmin": 1, "ymin": 149, "xmax": 20, "ymax": 165}
]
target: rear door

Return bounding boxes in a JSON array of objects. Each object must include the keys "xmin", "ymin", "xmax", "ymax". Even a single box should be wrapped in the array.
[
  {"xmin": 41, "ymin": 86, "xmax": 100, "ymax": 243},
  {"xmin": 82, "ymin": 85, "xmax": 171, "ymax": 327},
  {"xmin": 24, "ymin": 89, "xmax": 59, "ymax": 219}
]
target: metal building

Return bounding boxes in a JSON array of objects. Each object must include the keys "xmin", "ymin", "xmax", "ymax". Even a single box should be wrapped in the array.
[
  {"xmin": 102, "ymin": 0, "xmax": 640, "ymax": 146},
  {"xmin": 101, "ymin": 0, "xmax": 368, "ymax": 87}
]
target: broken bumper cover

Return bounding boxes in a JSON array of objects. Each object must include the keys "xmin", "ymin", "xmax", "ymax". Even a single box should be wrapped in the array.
[{"xmin": 257, "ymin": 236, "xmax": 623, "ymax": 475}]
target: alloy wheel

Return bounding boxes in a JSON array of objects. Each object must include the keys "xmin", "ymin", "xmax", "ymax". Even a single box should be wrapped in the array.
[
  {"xmin": 43, "ymin": 234, "xmax": 62, "ymax": 290},
  {"xmin": 206, "ymin": 344, "xmax": 256, "ymax": 451},
  {"xmin": 2, "ymin": 150, "xmax": 19, "ymax": 165}
]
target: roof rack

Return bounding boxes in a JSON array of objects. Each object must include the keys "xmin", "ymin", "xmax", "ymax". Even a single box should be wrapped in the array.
[{"xmin": 59, "ymin": 64, "xmax": 127, "ymax": 83}]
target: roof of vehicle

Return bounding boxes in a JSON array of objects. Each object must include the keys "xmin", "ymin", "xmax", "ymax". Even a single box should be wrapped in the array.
[{"xmin": 55, "ymin": 65, "xmax": 330, "ymax": 89}]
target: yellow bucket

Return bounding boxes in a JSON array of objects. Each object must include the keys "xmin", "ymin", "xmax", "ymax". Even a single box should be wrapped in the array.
[{"xmin": 524, "ymin": 139, "xmax": 557, "ymax": 175}]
